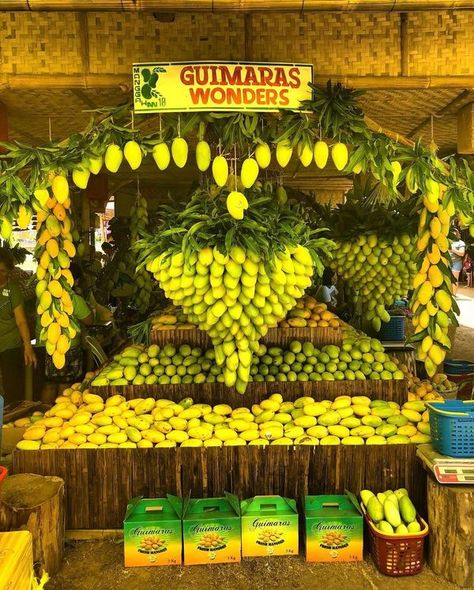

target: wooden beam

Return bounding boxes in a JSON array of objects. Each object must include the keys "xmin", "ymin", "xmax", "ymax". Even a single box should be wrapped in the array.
[
  {"xmin": 0, "ymin": 101, "xmax": 8, "ymax": 142},
  {"xmin": 400, "ymin": 13, "xmax": 409, "ymax": 77},
  {"xmin": 2, "ymin": 74, "xmax": 474, "ymax": 93}
]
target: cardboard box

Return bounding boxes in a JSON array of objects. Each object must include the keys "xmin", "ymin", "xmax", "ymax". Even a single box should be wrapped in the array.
[
  {"xmin": 123, "ymin": 496, "xmax": 183, "ymax": 567},
  {"xmin": 241, "ymin": 495, "xmax": 299, "ymax": 557},
  {"xmin": 304, "ymin": 494, "xmax": 363, "ymax": 562},
  {"xmin": 182, "ymin": 493, "xmax": 241, "ymax": 565},
  {"xmin": 0, "ymin": 531, "xmax": 33, "ymax": 590}
]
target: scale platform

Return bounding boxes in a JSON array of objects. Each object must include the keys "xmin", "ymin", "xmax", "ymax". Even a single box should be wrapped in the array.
[{"xmin": 417, "ymin": 444, "xmax": 474, "ymax": 484}]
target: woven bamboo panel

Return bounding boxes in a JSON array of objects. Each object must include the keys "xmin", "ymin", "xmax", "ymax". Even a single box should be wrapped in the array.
[
  {"xmin": 408, "ymin": 12, "xmax": 474, "ymax": 76},
  {"xmin": 90, "ymin": 378, "xmax": 408, "ymax": 405},
  {"xmin": 249, "ymin": 12, "xmax": 401, "ymax": 76},
  {"xmin": 150, "ymin": 325, "xmax": 343, "ymax": 347},
  {"xmin": 0, "ymin": 12, "xmax": 83, "ymax": 75},
  {"xmin": 86, "ymin": 12, "xmax": 245, "ymax": 74},
  {"xmin": 13, "ymin": 445, "xmax": 425, "ymax": 530}
]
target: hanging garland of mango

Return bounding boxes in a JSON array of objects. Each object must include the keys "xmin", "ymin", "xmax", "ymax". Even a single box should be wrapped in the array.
[
  {"xmin": 130, "ymin": 190, "xmax": 153, "ymax": 313},
  {"xmin": 1, "ymin": 82, "xmax": 474, "ymax": 371}
]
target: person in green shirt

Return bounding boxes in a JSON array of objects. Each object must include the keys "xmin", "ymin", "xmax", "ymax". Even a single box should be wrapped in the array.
[{"xmin": 0, "ymin": 248, "xmax": 37, "ymax": 404}]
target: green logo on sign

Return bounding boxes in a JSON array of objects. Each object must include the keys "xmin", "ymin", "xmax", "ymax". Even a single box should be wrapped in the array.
[{"xmin": 140, "ymin": 66, "xmax": 167, "ymax": 101}]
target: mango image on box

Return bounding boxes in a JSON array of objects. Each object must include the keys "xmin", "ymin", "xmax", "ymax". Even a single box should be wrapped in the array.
[
  {"xmin": 241, "ymin": 496, "xmax": 299, "ymax": 557},
  {"xmin": 123, "ymin": 496, "xmax": 183, "ymax": 567},
  {"xmin": 304, "ymin": 495, "xmax": 363, "ymax": 562},
  {"xmin": 182, "ymin": 493, "xmax": 241, "ymax": 565}
]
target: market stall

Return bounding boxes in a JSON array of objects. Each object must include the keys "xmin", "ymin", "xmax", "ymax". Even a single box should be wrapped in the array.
[{"xmin": 1, "ymin": 55, "xmax": 474, "ymax": 585}]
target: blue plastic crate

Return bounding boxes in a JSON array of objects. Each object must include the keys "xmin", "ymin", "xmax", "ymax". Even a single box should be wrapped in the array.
[
  {"xmin": 427, "ymin": 401, "xmax": 474, "ymax": 458},
  {"xmin": 379, "ymin": 315, "xmax": 405, "ymax": 342}
]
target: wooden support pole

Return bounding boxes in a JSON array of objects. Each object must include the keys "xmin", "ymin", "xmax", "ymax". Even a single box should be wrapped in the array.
[
  {"xmin": 400, "ymin": 13, "xmax": 409, "ymax": 77},
  {"xmin": 0, "ymin": 101, "xmax": 8, "ymax": 154},
  {"xmin": 457, "ymin": 102, "xmax": 474, "ymax": 154},
  {"xmin": 0, "ymin": 474, "xmax": 65, "ymax": 576},
  {"xmin": 427, "ymin": 474, "xmax": 474, "ymax": 588}
]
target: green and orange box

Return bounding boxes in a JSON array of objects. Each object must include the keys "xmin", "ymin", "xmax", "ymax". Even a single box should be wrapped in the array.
[
  {"xmin": 304, "ymin": 494, "xmax": 363, "ymax": 562},
  {"xmin": 182, "ymin": 493, "xmax": 241, "ymax": 565},
  {"xmin": 240, "ymin": 495, "xmax": 299, "ymax": 558},
  {"xmin": 123, "ymin": 496, "xmax": 183, "ymax": 567}
]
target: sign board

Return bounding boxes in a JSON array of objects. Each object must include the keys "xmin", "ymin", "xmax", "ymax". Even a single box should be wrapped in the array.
[{"xmin": 133, "ymin": 61, "xmax": 313, "ymax": 113}]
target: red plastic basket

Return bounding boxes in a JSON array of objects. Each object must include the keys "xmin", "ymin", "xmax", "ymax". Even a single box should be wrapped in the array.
[
  {"xmin": 0, "ymin": 466, "xmax": 7, "ymax": 489},
  {"xmin": 363, "ymin": 509, "xmax": 429, "ymax": 577}
]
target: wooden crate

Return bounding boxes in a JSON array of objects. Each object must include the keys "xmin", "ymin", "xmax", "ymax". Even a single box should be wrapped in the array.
[
  {"xmin": 90, "ymin": 378, "xmax": 408, "ymax": 406},
  {"xmin": 150, "ymin": 325, "xmax": 344, "ymax": 348},
  {"xmin": 13, "ymin": 445, "xmax": 425, "ymax": 530}
]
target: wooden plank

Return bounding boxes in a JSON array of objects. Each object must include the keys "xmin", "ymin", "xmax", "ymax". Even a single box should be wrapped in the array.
[
  {"xmin": 150, "ymin": 325, "xmax": 344, "ymax": 347},
  {"xmin": 12, "ymin": 445, "xmax": 424, "ymax": 530},
  {"xmin": 91, "ymin": 379, "xmax": 408, "ymax": 406}
]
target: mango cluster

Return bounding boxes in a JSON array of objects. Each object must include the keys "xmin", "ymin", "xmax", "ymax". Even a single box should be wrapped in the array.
[
  {"xmin": 34, "ymin": 180, "xmax": 78, "ymax": 369},
  {"xmin": 130, "ymin": 194, "xmax": 153, "ymax": 313},
  {"xmin": 278, "ymin": 296, "xmax": 343, "ymax": 328},
  {"xmin": 412, "ymin": 181, "xmax": 455, "ymax": 376},
  {"xmin": 361, "ymin": 488, "xmax": 423, "ymax": 536},
  {"xmin": 145, "ymin": 245, "xmax": 314, "ymax": 393},
  {"xmin": 17, "ymin": 392, "xmax": 431, "ymax": 450},
  {"xmin": 331, "ymin": 233, "xmax": 417, "ymax": 331}
]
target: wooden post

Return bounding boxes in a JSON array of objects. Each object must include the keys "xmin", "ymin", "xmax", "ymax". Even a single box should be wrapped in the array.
[
  {"xmin": 427, "ymin": 474, "xmax": 474, "ymax": 588},
  {"xmin": 0, "ymin": 474, "xmax": 65, "ymax": 576},
  {"xmin": 0, "ymin": 101, "xmax": 8, "ymax": 155},
  {"xmin": 457, "ymin": 102, "xmax": 474, "ymax": 154}
]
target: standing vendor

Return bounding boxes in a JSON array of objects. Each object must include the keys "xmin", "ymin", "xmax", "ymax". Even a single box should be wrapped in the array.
[{"xmin": 0, "ymin": 248, "xmax": 37, "ymax": 403}]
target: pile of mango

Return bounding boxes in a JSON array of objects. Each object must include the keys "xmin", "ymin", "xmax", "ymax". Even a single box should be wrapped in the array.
[
  {"xmin": 91, "ymin": 335, "xmax": 404, "ymax": 388},
  {"xmin": 151, "ymin": 306, "xmax": 196, "ymax": 331},
  {"xmin": 2, "ymin": 411, "xmax": 45, "ymax": 430},
  {"xmin": 361, "ymin": 488, "xmax": 423, "ymax": 535},
  {"xmin": 16, "ymin": 393, "xmax": 431, "ymax": 450},
  {"xmin": 392, "ymin": 358, "xmax": 450, "ymax": 401},
  {"xmin": 278, "ymin": 296, "xmax": 343, "ymax": 329}
]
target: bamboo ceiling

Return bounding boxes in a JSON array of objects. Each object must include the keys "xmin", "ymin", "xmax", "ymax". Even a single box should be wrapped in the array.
[{"xmin": 1, "ymin": 9, "xmax": 474, "ymax": 192}]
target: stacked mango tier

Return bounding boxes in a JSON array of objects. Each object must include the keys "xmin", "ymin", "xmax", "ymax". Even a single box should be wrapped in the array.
[
  {"xmin": 17, "ymin": 391, "xmax": 430, "ymax": 450},
  {"xmin": 91, "ymin": 335, "xmax": 404, "ymax": 388}
]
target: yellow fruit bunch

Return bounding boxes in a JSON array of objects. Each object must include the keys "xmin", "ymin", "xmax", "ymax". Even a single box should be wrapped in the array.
[
  {"xmin": 412, "ymin": 180, "xmax": 456, "ymax": 376},
  {"xmin": 151, "ymin": 306, "xmax": 195, "ymax": 331},
  {"xmin": 34, "ymin": 178, "xmax": 79, "ymax": 369},
  {"xmin": 331, "ymin": 233, "xmax": 417, "ymax": 331},
  {"xmin": 130, "ymin": 194, "xmax": 153, "ymax": 313},
  {"xmin": 146, "ymin": 244, "xmax": 314, "ymax": 393},
  {"xmin": 279, "ymin": 296, "xmax": 343, "ymax": 328},
  {"xmin": 16, "ymin": 392, "xmax": 431, "ymax": 451}
]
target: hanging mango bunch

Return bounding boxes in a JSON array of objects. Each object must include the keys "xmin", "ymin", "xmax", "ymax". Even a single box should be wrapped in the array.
[
  {"xmin": 34, "ymin": 175, "xmax": 79, "ymax": 369},
  {"xmin": 130, "ymin": 192, "xmax": 153, "ymax": 313},
  {"xmin": 410, "ymin": 178, "xmax": 457, "ymax": 376},
  {"xmin": 137, "ymin": 183, "xmax": 334, "ymax": 393}
]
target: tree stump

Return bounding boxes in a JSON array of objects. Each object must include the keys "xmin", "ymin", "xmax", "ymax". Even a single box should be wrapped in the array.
[
  {"xmin": 427, "ymin": 473, "xmax": 474, "ymax": 588},
  {"xmin": 0, "ymin": 473, "xmax": 65, "ymax": 576}
]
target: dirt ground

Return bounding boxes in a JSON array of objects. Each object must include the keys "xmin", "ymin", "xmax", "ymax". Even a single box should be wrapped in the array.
[{"xmin": 48, "ymin": 539, "xmax": 462, "ymax": 590}]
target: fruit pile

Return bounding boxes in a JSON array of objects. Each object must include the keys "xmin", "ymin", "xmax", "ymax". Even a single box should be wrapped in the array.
[
  {"xmin": 360, "ymin": 488, "xmax": 423, "ymax": 535},
  {"xmin": 331, "ymin": 233, "xmax": 418, "ymax": 331},
  {"xmin": 151, "ymin": 306, "xmax": 196, "ymax": 331},
  {"xmin": 90, "ymin": 334, "xmax": 404, "ymax": 387},
  {"xmin": 411, "ymin": 180, "xmax": 456, "ymax": 376},
  {"xmin": 138, "ymin": 186, "xmax": 333, "ymax": 393},
  {"xmin": 130, "ymin": 194, "xmax": 153, "ymax": 313},
  {"xmin": 34, "ymin": 181, "xmax": 79, "ymax": 368},
  {"xmin": 2, "ymin": 411, "xmax": 45, "ymax": 430},
  {"xmin": 17, "ymin": 393, "xmax": 431, "ymax": 450},
  {"xmin": 278, "ymin": 296, "xmax": 343, "ymax": 328},
  {"xmin": 393, "ymin": 359, "xmax": 449, "ymax": 401}
]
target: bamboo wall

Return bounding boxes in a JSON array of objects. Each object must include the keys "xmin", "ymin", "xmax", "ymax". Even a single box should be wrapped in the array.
[{"xmin": 1, "ymin": 11, "xmax": 474, "ymax": 78}]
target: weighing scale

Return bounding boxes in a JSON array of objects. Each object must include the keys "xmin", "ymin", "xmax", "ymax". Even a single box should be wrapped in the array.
[{"xmin": 417, "ymin": 444, "xmax": 474, "ymax": 484}]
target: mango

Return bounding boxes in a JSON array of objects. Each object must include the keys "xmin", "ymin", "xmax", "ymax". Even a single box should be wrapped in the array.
[
  {"xmin": 367, "ymin": 496, "xmax": 384, "ymax": 522},
  {"xmin": 340, "ymin": 417, "xmax": 361, "ymax": 429},
  {"xmin": 387, "ymin": 435, "xmax": 410, "ymax": 444},
  {"xmin": 328, "ymin": 425, "xmax": 350, "ymax": 438},
  {"xmin": 384, "ymin": 500, "xmax": 401, "ymax": 528},
  {"xmin": 378, "ymin": 521, "xmax": 394, "ymax": 535},
  {"xmin": 401, "ymin": 409, "xmax": 422, "ymax": 423},
  {"xmin": 341, "ymin": 436, "xmax": 364, "ymax": 445},
  {"xmin": 17, "ymin": 440, "xmax": 41, "ymax": 450},
  {"xmin": 319, "ymin": 435, "xmax": 340, "ymax": 446},
  {"xmin": 365, "ymin": 435, "xmax": 387, "ymax": 445},
  {"xmin": 318, "ymin": 411, "xmax": 341, "ymax": 426}
]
